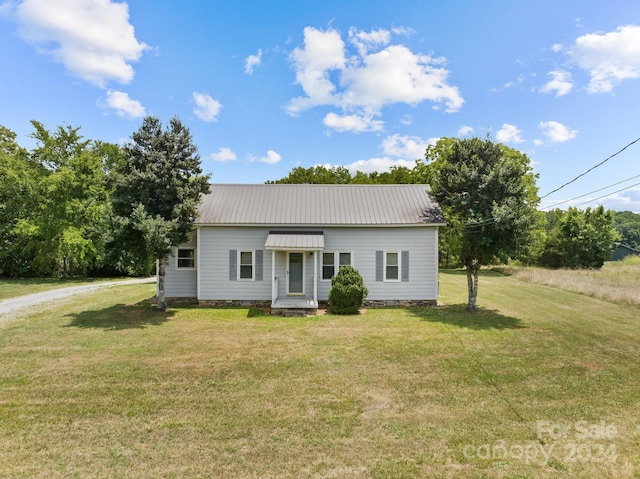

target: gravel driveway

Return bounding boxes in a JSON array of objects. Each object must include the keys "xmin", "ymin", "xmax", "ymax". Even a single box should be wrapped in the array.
[{"xmin": 0, "ymin": 277, "xmax": 156, "ymax": 325}]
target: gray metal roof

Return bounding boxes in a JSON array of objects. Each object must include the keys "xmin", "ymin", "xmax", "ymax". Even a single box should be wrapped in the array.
[
  {"xmin": 265, "ymin": 231, "xmax": 325, "ymax": 250},
  {"xmin": 196, "ymin": 184, "xmax": 445, "ymax": 226}
]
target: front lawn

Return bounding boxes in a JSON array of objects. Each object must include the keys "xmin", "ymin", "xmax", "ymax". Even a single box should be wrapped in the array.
[{"xmin": 0, "ymin": 273, "xmax": 638, "ymax": 478}]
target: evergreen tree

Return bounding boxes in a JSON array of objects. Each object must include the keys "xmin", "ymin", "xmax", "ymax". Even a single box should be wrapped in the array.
[{"xmin": 112, "ymin": 116, "xmax": 210, "ymax": 309}]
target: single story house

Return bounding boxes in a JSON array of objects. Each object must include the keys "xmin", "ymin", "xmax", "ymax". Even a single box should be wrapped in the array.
[{"xmin": 163, "ymin": 184, "xmax": 446, "ymax": 313}]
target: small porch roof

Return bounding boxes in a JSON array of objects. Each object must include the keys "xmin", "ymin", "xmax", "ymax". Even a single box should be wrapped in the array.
[{"xmin": 265, "ymin": 231, "xmax": 324, "ymax": 251}]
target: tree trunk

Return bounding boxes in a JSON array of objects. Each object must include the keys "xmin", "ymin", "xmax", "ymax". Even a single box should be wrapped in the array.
[
  {"xmin": 466, "ymin": 262, "xmax": 480, "ymax": 312},
  {"xmin": 157, "ymin": 257, "xmax": 166, "ymax": 310}
]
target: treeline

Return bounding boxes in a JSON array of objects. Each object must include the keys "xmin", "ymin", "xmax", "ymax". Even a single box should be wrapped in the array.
[
  {"xmin": 271, "ymin": 161, "xmax": 638, "ymax": 269},
  {"xmin": 0, "ymin": 122, "xmax": 154, "ymax": 277},
  {"xmin": 1, "ymin": 123, "xmax": 637, "ymax": 278}
]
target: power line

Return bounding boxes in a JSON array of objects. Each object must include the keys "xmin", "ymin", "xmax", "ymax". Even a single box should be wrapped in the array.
[
  {"xmin": 542, "ymin": 172, "xmax": 640, "ymax": 210},
  {"xmin": 572, "ymin": 180, "xmax": 640, "ymax": 208},
  {"xmin": 540, "ymin": 135, "xmax": 640, "ymax": 199}
]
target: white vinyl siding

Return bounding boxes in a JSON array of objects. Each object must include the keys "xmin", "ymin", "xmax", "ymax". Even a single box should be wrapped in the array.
[{"xmin": 164, "ymin": 238, "xmax": 197, "ymax": 297}]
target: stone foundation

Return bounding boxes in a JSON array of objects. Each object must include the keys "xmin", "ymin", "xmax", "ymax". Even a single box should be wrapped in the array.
[{"xmin": 166, "ymin": 298, "xmax": 439, "ymax": 314}]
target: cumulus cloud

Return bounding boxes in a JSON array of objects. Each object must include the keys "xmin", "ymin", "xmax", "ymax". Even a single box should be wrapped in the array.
[
  {"xmin": 457, "ymin": 125, "xmax": 474, "ymax": 136},
  {"xmin": 568, "ymin": 24, "xmax": 640, "ymax": 93},
  {"xmin": 192, "ymin": 92, "xmax": 222, "ymax": 122},
  {"xmin": 323, "ymin": 112, "xmax": 384, "ymax": 133},
  {"xmin": 381, "ymin": 134, "xmax": 437, "ymax": 159},
  {"xmin": 210, "ymin": 147, "xmax": 237, "ymax": 162},
  {"xmin": 540, "ymin": 70, "xmax": 573, "ymax": 96},
  {"xmin": 256, "ymin": 150, "xmax": 281, "ymax": 165},
  {"xmin": 539, "ymin": 120, "xmax": 578, "ymax": 143},
  {"xmin": 15, "ymin": 0, "xmax": 148, "ymax": 87},
  {"xmin": 100, "ymin": 90, "xmax": 145, "ymax": 119},
  {"xmin": 287, "ymin": 26, "xmax": 463, "ymax": 129},
  {"xmin": 496, "ymin": 124, "xmax": 524, "ymax": 144},
  {"xmin": 601, "ymin": 188, "xmax": 640, "ymax": 213},
  {"xmin": 245, "ymin": 49, "xmax": 262, "ymax": 74}
]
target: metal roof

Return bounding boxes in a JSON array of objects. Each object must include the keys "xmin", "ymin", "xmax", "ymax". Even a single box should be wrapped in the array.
[
  {"xmin": 196, "ymin": 184, "xmax": 445, "ymax": 226},
  {"xmin": 265, "ymin": 231, "xmax": 325, "ymax": 250}
]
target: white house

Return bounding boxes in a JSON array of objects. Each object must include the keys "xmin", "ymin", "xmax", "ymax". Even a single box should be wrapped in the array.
[{"xmin": 163, "ymin": 184, "xmax": 445, "ymax": 313}]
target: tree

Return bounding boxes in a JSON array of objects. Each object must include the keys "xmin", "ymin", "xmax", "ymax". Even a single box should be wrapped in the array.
[
  {"xmin": 268, "ymin": 165, "xmax": 353, "ymax": 184},
  {"xmin": 0, "ymin": 126, "xmax": 39, "ymax": 276},
  {"xmin": 614, "ymin": 211, "xmax": 640, "ymax": 250},
  {"xmin": 540, "ymin": 207, "xmax": 619, "ymax": 268},
  {"xmin": 112, "ymin": 116, "xmax": 210, "ymax": 309},
  {"xmin": 423, "ymin": 137, "xmax": 540, "ymax": 312},
  {"xmin": 9, "ymin": 122, "xmax": 111, "ymax": 277}
]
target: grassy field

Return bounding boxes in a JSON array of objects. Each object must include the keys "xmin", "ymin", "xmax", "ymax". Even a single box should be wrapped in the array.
[
  {"xmin": 497, "ymin": 256, "xmax": 640, "ymax": 306},
  {"xmin": 0, "ymin": 270, "xmax": 639, "ymax": 478},
  {"xmin": 0, "ymin": 277, "xmax": 140, "ymax": 301}
]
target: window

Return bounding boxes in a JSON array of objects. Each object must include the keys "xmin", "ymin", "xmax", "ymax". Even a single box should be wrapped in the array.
[
  {"xmin": 321, "ymin": 251, "xmax": 352, "ymax": 280},
  {"xmin": 239, "ymin": 250, "xmax": 254, "ymax": 280},
  {"xmin": 176, "ymin": 248, "xmax": 195, "ymax": 269},
  {"xmin": 385, "ymin": 251, "xmax": 399, "ymax": 281}
]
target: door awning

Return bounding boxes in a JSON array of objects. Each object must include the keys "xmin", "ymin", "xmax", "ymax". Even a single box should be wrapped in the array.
[{"xmin": 265, "ymin": 231, "xmax": 324, "ymax": 251}]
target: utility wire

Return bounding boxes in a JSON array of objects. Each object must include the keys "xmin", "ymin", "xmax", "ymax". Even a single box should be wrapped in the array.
[
  {"xmin": 542, "ymin": 172, "xmax": 640, "ymax": 210},
  {"xmin": 540, "ymin": 136, "xmax": 640, "ymax": 199},
  {"xmin": 572, "ymin": 180, "xmax": 640, "ymax": 208}
]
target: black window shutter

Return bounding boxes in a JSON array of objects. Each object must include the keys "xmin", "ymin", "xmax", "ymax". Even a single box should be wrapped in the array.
[
  {"xmin": 401, "ymin": 251, "xmax": 409, "ymax": 282},
  {"xmin": 375, "ymin": 251, "xmax": 383, "ymax": 282},
  {"xmin": 229, "ymin": 250, "xmax": 237, "ymax": 281},
  {"xmin": 255, "ymin": 250, "xmax": 263, "ymax": 281}
]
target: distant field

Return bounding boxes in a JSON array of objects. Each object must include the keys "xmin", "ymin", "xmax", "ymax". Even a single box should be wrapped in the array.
[
  {"xmin": 0, "ymin": 271, "xmax": 638, "ymax": 478},
  {"xmin": 496, "ymin": 256, "xmax": 640, "ymax": 306}
]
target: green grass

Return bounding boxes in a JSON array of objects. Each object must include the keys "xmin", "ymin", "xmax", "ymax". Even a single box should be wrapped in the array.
[
  {"xmin": 0, "ymin": 277, "xmax": 137, "ymax": 301},
  {"xmin": 1, "ymin": 274, "xmax": 639, "ymax": 478}
]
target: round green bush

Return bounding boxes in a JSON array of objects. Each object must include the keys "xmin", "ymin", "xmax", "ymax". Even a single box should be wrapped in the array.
[{"xmin": 328, "ymin": 265, "xmax": 368, "ymax": 314}]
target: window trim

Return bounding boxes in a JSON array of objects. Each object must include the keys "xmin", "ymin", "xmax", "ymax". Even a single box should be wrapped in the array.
[
  {"xmin": 238, "ymin": 250, "xmax": 255, "ymax": 281},
  {"xmin": 176, "ymin": 247, "xmax": 196, "ymax": 270},
  {"xmin": 384, "ymin": 251, "xmax": 401, "ymax": 282},
  {"xmin": 320, "ymin": 250, "xmax": 353, "ymax": 281}
]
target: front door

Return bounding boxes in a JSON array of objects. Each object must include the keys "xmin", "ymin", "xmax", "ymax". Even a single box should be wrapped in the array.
[{"xmin": 287, "ymin": 252, "xmax": 304, "ymax": 294}]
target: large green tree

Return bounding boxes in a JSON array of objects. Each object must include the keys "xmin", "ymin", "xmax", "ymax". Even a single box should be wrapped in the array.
[
  {"xmin": 540, "ymin": 206, "xmax": 619, "ymax": 268},
  {"xmin": 422, "ymin": 137, "xmax": 540, "ymax": 311},
  {"xmin": 9, "ymin": 122, "xmax": 111, "ymax": 277},
  {"xmin": 112, "ymin": 116, "xmax": 210, "ymax": 309}
]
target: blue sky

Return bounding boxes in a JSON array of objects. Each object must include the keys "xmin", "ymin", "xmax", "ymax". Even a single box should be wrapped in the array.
[{"xmin": 1, "ymin": 0, "xmax": 640, "ymax": 212}]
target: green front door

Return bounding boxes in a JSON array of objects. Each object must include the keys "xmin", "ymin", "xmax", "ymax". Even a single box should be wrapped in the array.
[{"xmin": 288, "ymin": 252, "xmax": 304, "ymax": 294}]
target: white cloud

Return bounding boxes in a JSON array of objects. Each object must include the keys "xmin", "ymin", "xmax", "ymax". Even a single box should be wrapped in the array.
[
  {"xmin": 245, "ymin": 49, "xmax": 262, "ymax": 74},
  {"xmin": 540, "ymin": 70, "xmax": 573, "ymax": 96},
  {"xmin": 192, "ymin": 92, "xmax": 222, "ymax": 122},
  {"xmin": 381, "ymin": 134, "xmax": 437, "ymax": 159},
  {"xmin": 210, "ymin": 147, "xmax": 237, "ymax": 162},
  {"xmin": 539, "ymin": 120, "xmax": 578, "ymax": 143},
  {"xmin": 15, "ymin": 0, "xmax": 148, "ymax": 87},
  {"xmin": 601, "ymin": 188, "xmax": 640, "ymax": 213},
  {"xmin": 341, "ymin": 157, "xmax": 417, "ymax": 174},
  {"xmin": 568, "ymin": 25, "xmax": 640, "ymax": 93},
  {"xmin": 100, "ymin": 90, "xmax": 145, "ymax": 119},
  {"xmin": 323, "ymin": 112, "xmax": 384, "ymax": 133},
  {"xmin": 348, "ymin": 27, "xmax": 390, "ymax": 56},
  {"xmin": 287, "ymin": 26, "xmax": 464, "ymax": 122},
  {"xmin": 257, "ymin": 150, "xmax": 281, "ymax": 165},
  {"xmin": 457, "ymin": 125, "xmax": 474, "ymax": 136},
  {"xmin": 496, "ymin": 124, "xmax": 524, "ymax": 144}
]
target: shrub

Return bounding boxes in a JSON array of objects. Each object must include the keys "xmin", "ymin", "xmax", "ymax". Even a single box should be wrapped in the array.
[{"xmin": 328, "ymin": 265, "xmax": 368, "ymax": 314}]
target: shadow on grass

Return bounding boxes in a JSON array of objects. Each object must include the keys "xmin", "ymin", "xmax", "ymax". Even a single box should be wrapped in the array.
[
  {"xmin": 65, "ymin": 298, "xmax": 173, "ymax": 330},
  {"xmin": 410, "ymin": 304, "xmax": 525, "ymax": 330}
]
